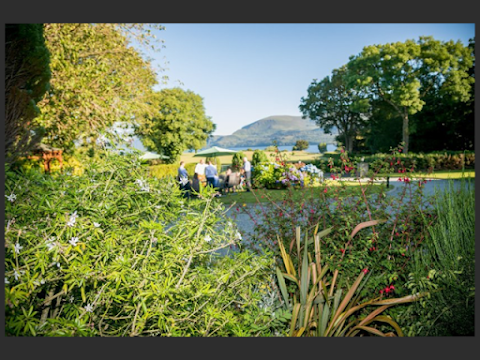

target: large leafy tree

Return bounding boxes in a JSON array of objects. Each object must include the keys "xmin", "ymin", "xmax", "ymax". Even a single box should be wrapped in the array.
[
  {"xmin": 5, "ymin": 24, "xmax": 51, "ymax": 164},
  {"xmin": 346, "ymin": 36, "xmax": 474, "ymax": 153},
  {"xmin": 35, "ymin": 23, "xmax": 162, "ymax": 151},
  {"xmin": 136, "ymin": 88, "xmax": 216, "ymax": 163},
  {"xmin": 299, "ymin": 66, "xmax": 368, "ymax": 152}
]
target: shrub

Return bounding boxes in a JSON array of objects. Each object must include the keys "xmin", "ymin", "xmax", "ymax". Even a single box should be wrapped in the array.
[
  {"xmin": 292, "ymin": 140, "xmax": 309, "ymax": 151},
  {"xmin": 4, "ymin": 151, "xmax": 280, "ymax": 336},
  {"xmin": 318, "ymin": 143, "xmax": 327, "ymax": 153},
  {"xmin": 232, "ymin": 151, "xmax": 245, "ymax": 171},
  {"xmin": 251, "ymin": 150, "xmax": 269, "ymax": 167}
]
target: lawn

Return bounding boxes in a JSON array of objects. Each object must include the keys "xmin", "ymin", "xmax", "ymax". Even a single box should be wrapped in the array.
[
  {"xmin": 375, "ymin": 169, "xmax": 475, "ymax": 180},
  {"xmin": 216, "ymin": 181, "xmax": 388, "ymax": 205}
]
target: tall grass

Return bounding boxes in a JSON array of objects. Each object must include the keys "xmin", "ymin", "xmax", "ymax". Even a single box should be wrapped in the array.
[{"xmin": 405, "ymin": 177, "xmax": 475, "ymax": 336}]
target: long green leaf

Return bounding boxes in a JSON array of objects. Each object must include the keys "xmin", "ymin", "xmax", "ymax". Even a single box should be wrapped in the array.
[{"xmin": 276, "ymin": 267, "xmax": 290, "ymax": 307}]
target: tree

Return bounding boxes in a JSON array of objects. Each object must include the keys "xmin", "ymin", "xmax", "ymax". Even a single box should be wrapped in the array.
[
  {"xmin": 346, "ymin": 36, "xmax": 474, "ymax": 153},
  {"xmin": 35, "ymin": 23, "xmax": 162, "ymax": 152},
  {"xmin": 317, "ymin": 142, "xmax": 327, "ymax": 153},
  {"xmin": 232, "ymin": 151, "xmax": 246, "ymax": 171},
  {"xmin": 136, "ymin": 88, "xmax": 215, "ymax": 163},
  {"xmin": 292, "ymin": 139, "xmax": 309, "ymax": 151},
  {"xmin": 299, "ymin": 66, "xmax": 369, "ymax": 153},
  {"xmin": 5, "ymin": 24, "xmax": 51, "ymax": 164}
]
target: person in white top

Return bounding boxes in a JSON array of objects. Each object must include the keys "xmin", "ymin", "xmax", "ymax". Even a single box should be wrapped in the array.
[
  {"xmin": 242, "ymin": 157, "xmax": 252, "ymax": 191},
  {"xmin": 194, "ymin": 159, "xmax": 207, "ymax": 186}
]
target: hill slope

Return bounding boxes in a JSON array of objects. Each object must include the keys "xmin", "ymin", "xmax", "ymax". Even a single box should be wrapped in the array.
[{"xmin": 208, "ymin": 115, "xmax": 337, "ymax": 147}]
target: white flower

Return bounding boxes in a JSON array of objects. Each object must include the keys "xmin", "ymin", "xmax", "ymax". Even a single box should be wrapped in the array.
[
  {"xmin": 69, "ymin": 237, "xmax": 79, "ymax": 247},
  {"xmin": 135, "ymin": 179, "xmax": 150, "ymax": 192},
  {"xmin": 56, "ymin": 262, "xmax": 61, "ymax": 268},
  {"xmin": 69, "ymin": 296, "xmax": 74, "ymax": 303},
  {"xmin": 204, "ymin": 235, "xmax": 212, "ymax": 242},
  {"xmin": 14, "ymin": 269, "xmax": 20, "ymax": 281},
  {"xmin": 5, "ymin": 277, "xmax": 9, "ymax": 284},
  {"xmin": 93, "ymin": 222, "xmax": 101, "ymax": 228},
  {"xmin": 66, "ymin": 211, "xmax": 78, "ymax": 227},
  {"xmin": 5, "ymin": 193, "xmax": 16, "ymax": 202},
  {"xmin": 40, "ymin": 279, "xmax": 45, "ymax": 284},
  {"xmin": 179, "ymin": 177, "xmax": 189, "ymax": 186},
  {"xmin": 235, "ymin": 231, "xmax": 242, "ymax": 240},
  {"xmin": 13, "ymin": 242, "xmax": 23, "ymax": 254},
  {"xmin": 46, "ymin": 238, "xmax": 56, "ymax": 251},
  {"xmin": 227, "ymin": 221, "xmax": 233, "ymax": 227},
  {"xmin": 85, "ymin": 303, "xmax": 94, "ymax": 312}
]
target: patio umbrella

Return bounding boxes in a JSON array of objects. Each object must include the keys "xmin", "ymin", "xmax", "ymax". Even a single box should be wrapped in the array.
[
  {"xmin": 139, "ymin": 151, "xmax": 169, "ymax": 160},
  {"xmin": 193, "ymin": 146, "xmax": 238, "ymax": 157}
]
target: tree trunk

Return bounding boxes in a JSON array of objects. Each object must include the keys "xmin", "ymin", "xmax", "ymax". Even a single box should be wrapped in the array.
[{"xmin": 402, "ymin": 113, "xmax": 409, "ymax": 154}]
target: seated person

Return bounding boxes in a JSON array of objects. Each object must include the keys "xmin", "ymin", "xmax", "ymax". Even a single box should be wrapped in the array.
[{"xmin": 225, "ymin": 168, "xmax": 240, "ymax": 193}]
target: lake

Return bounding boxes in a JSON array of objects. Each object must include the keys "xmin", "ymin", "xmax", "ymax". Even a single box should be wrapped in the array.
[{"xmin": 132, "ymin": 137, "xmax": 337, "ymax": 154}]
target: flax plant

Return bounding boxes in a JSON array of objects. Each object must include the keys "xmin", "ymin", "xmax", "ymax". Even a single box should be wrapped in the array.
[{"xmin": 275, "ymin": 224, "xmax": 427, "ymax": 337}]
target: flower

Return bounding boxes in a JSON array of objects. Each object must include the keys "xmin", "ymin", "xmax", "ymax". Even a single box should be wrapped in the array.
[
  {"xmin": 93, "ymin": 222, "xmax": 101, "ymax": 228},
  {"xmin": 14, "ymin": 269, "xmax": 21, "ymax": 281},
  {"xmin": 70, "ymin": 296, "xmax": 75, "ymax": 303},
  {"xmin": 362, "ymin": 268, "xmax": 369, "ymax": 274},
  {"xmin": 204, "ymin": 235, "xmax": 212, "ymax": 242},
  {"xmin": 13, "ymin": 242, "xmax": 23, "ymax": 254},
  {"xmin": 5, "ymin": 277, "xmax": 10, "ymax": 284},
  {"xmin": 66, "ymin": 211, "xmax": 78, "ymax": 227},
  {"xmin": 235, "ymin": 231, "xmax": 242, "ymax": 240},
  {"xmin": 179, "ymin": 177, "xmax": 189, "ymax": 186},
  {"xmin": 323, "ymin": 188, "xmax": 328, "ymax": 193},
  {"xmin": 340, "ymin": 249, "xmax": 345, "ymax": 254},
  {"xmin": 46, "ymin": 238, "xmax": 56, "ymax": 251},
  {"xmin": 69, "ymin": 237, "xmax": 79, "ymax": 246},
  {"xmin": 5, "ymin": 193, "xmax": 16, "ymax": 202},
  {"xmin": 84, "ymin": 303, "xmax": 94, "ymax": 313}
]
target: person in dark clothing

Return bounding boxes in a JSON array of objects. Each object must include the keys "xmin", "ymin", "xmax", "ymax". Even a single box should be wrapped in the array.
[{"xmin": 177, "ymin": 161, "xmax": 190, "ymax": 198}]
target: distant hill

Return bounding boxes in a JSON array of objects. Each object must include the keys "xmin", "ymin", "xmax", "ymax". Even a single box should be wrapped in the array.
[{"xmin": 208, "ymin": 115, "xmax": 337, "ymax": 148}]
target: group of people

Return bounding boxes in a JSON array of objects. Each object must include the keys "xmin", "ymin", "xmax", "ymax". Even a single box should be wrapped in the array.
[{"xmin": 177, "ymin": 157, "xmax": 252, "ymax": 198}]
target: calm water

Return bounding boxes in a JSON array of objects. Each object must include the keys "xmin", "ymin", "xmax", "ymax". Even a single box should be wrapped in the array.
[{"xmin": 132, "ymin": 136, "xmax": 337, "ymax": 154}]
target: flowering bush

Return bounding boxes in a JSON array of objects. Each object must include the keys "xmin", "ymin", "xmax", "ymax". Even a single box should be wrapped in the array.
[
  {"xmin": 236, "ymin": 144, "xmax": 438, "ymax": 318},
  {"xmin": 4, "ymin": 151, "xmax": 285, "ymax": 337}
]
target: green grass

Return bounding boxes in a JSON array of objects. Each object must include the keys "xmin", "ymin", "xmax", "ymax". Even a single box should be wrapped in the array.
[
  {"xmin": 374, "ymin": 169, "xmax": 475, "ymax": 180},
  {"xmin": 216, "ymin": 182, "xmax": 387, "ymax": 205}
]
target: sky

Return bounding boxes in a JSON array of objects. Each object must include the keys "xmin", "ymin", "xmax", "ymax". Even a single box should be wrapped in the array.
[{"xmin": 140, "ymin": 23, "xmax": 475, "ymax": 136}]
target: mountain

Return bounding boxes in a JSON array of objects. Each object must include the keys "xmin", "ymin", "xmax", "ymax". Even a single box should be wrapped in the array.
[{"xmin": 207, "ymin": 115, "xmax": 337, "ymax": 148}]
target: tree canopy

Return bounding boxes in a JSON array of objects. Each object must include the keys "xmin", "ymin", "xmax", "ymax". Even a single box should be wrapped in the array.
[
  {"xmin": 299, "ymin": 66, "xmax": 368, "ymax": 152},
  {"xmin": 135, "ymin": 88, "xmax": 216, "ymax": 163},
  {"xmin": 5, "ymin": 24, "xmax": 51, "ymax": 164},
  {"xmin": 346, "ymin": 36, "xmax": 474, "ymax": 153},
  {"xmin": 35, "ymin": 23, "xmax": 163, "ymax": 151}
]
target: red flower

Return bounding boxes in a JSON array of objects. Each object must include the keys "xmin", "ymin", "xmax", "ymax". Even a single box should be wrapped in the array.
[
  {"xmin": 362, "ymin": 268, "xmax": 369, "ymax": 274},
  {"xmin": 395, "ymin": 232, "xmax": 399, "ymax": 236},
  {"xmin": 279, "ymin": 212, "xmax": 283, "ymax": 217},
  {"xmin": 398, "ymin": 149, "xmax": 402, "ymax": 153},
  {"xmin": 324, "ymin": 188, "xmax": 328, "ymax": 193},
  {"xmin": 385, "ymin": 287, "xmax": 390, "ymax": 293},
  {"xmin": 236, "ymin": 207, "xmax": 239, "ymax": 212},
  {"xmin": 390, "ymin": 162, "xmax": 393, "ymax": 166},
  {"xmin": 340, "ymin": 249, "xmax": 345, "ymax": 254},
  {"xmin": 389, "ymin": 285, "xmax": 395, "ymax": 291},
  {"xmin": 340, "ymin": 149, "xmax": 345, "ymax": 153},
  {"xmin": 397, "ymin": 160, "xmax": 401, "ymax": 165},
  {"xmin": 380, "ymin": 289, "xmax": 384, "ymax": 294},
  {"xmin": 310, "ymin": 209, "xmax": 314, "ymax": 214}
]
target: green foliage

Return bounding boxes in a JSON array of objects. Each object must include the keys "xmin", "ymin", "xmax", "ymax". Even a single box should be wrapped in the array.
[
  {"xmin": 4, "ymin": 151, "xmax": 278, "ymax": 336},
  {"xmin": 275, "ymin": 226, "xmax": 425, "ymax": 336},
  {"xmin": 36, "ymin": 23, "xmax": 162, "ymax": 151},
  {"xmin": 347, "ymin": 36, "xmax": 474, "ymax": 153},
  {"xmin": 5, "ymin": 24, "xmax": 51, "ymax": 164},
  {"xmin": 136, "ymin": 88, "xmax": 215, "ymax": 163},
  {"xmin": 397, "ymin": 178, "xmax": 475, "ymax": 336},
  {"xmin": 251, "ymin": 149, "xmax": 269, "ymax": 166},
  {"xmin": 292, "ymin": 140, "xmax": 309, "ymax": 151},
  {"xmin": 317, "ymin": 143, "xmax": 327, "ymax": 153},
  {"xmin": 232, "ymin": 151, "xmax": 246, "ymax": 171},
  {"xmin": 300, "ymin": 66, "xmax": 368, "ymax": 152}
]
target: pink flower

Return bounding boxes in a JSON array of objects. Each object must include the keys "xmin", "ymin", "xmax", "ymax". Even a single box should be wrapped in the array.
[
  {"xmin": 324, "ymin": 188, "xmax": 328, "ymax": 193},
  {"xmin": 362, "ymin": 268, "xmax": 369, "ymax": 274}
]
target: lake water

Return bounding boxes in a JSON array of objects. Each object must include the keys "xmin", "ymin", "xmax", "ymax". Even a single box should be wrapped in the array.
[
  {"xmin": 225, "ymin": 144, "xmax": 337, "ymax": 153},
  {"xmin": 132, "ymin": 137, "xmax": 337, "ymax": 154}
]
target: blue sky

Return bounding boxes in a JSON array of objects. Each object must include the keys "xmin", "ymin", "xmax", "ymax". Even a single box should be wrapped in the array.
[{"xmin": 142, "ymin": 23, "xmax": 475, "ymax": 136}]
